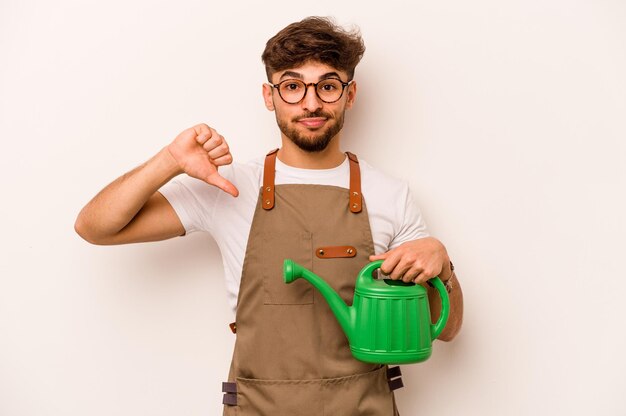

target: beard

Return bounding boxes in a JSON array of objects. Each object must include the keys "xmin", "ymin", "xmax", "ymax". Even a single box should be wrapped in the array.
[{"xmin": 276, "ymin": 110, "xmax": 345, "ymax": 153}]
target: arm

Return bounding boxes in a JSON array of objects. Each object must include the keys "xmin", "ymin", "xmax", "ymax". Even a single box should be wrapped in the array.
[
  {"xmin": 369, "ymin": 237, "xmax": 464, "ymax": 341},
  {"xmin": 74, "ymin": 123, "xmax": 238, "ymax": 245}
]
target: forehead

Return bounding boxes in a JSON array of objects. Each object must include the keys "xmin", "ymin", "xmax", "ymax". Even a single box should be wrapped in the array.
[{"xmin": 272, "ymin": 61, "xmax": 348, "ymax": 82}]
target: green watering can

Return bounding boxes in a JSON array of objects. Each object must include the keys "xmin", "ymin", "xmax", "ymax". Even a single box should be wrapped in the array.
[{"xmin": 283, "ymin": 259, "xmax": 450, "ymax": 364}]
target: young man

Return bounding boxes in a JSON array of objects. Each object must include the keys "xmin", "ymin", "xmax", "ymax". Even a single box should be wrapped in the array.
[{"xmin": 75, "ymin": 16, "xmax": 463, "ymax": 415}]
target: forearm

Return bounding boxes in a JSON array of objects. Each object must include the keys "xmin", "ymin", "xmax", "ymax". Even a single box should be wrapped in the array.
[{"xmin": 75, "ymin": 147, "xmax": 181, "ymax": 242}]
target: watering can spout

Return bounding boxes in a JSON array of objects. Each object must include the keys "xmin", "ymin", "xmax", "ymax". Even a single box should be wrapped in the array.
[
  {"xmin": 283, "ymin": 260, "xmax": 354, "ymax": 340},
  {"xmin": 283, "ymin": 259, "xmax": 305, "ymax": 284}
]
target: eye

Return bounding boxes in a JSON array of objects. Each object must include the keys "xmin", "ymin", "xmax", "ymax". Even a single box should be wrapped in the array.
[
  {"xmin": 282, "ymin": 81, "xmax": 303, "ymax": 91},
  {"xmin": 319, "ymin": 79, "xmax": 341, "ymax": 91}
]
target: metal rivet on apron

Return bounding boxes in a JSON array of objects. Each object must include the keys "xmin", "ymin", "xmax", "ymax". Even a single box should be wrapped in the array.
[
  {"xmin": 347, "ymin": 248, "xmax": 354, "ymax": 254},
  {"xmin": 318, "ymin": 249, "xmax": 325, "ymax": 256},
  {"xmin": 352, "ymin": 191, "xmax": 359, "ymax": 196},
  {"xmin": 265, "ymin": 200, "xmax": 271, "ymax": 205},
  {"xmin": 266, "ymin": 186, "xmax": 271, "ymax": 192},
  {"xmin": 352, "ymin": 203, "xmax": 359, "ymax": 209}
]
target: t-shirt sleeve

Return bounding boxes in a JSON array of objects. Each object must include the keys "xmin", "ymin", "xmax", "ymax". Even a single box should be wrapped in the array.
[
  {"xmin": 389, "ymin": 184, "xmax": 430, "ymax": 249},
  {"xmin": 158, "ymin": 175, "xmax": 219, "ymax": 234}
]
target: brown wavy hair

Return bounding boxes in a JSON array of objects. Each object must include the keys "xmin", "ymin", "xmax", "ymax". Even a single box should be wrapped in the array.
[{"xmin": 262, "ymin": 16, "xmax": 366, "ymax": 81}]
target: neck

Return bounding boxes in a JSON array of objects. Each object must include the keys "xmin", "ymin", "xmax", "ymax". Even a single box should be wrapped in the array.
[{"xmin": 277, "ymin": 134, "xmax": 345, "ymax": 169}]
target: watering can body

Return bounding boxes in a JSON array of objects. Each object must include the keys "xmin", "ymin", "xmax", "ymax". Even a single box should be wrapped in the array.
[{"xmin": 284, "ymin": 259, "xmax": 450, "ymax": 365}]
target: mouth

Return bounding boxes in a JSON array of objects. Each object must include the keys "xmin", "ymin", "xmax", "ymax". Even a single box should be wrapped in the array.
[{"xmin": 296, "ymin": 117, "xmax": 328, "ymax": 129}]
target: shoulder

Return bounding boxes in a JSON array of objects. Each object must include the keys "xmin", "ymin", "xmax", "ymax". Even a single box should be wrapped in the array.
[
  {"xmin": 358, "ymin": 159, "xmax": 410, "ymax": 197},
  {"xmin": 358, "ymin": 158, "xmax": 430, "ymax": 248}
]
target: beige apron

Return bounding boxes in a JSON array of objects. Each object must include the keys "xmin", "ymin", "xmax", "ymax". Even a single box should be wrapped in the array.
[{"xmin": 222, "ymin": 150, "xmax": 402, "ymax": 415}]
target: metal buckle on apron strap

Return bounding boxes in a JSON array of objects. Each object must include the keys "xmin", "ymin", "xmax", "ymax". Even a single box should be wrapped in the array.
[
  {"xmin": 387, "ymin": 366, "xmax": 404, "ymax": 391},
  {"xmin": 222, "ymin": 382, "xmax": 237, "ymax": 406}
]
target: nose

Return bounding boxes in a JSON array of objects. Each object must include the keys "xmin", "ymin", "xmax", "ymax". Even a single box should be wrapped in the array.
[{"xmin": 301, "ymin": 84, "xmax": 323, "ymax": 112}]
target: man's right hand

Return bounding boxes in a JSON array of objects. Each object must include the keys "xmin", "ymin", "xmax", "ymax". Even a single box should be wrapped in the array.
[
  {"xmin": 75, "ymin": 123, "xmax": 239, "ymax": 245},
  {"xmin": 167, "ymin": 123, "xmax": 239, "ymax": 197}
]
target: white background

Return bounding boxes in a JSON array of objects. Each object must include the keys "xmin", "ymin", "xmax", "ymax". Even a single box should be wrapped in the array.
[{"xmin": 1, "ymin": 0, "xmax": 625, "ymax": 415}]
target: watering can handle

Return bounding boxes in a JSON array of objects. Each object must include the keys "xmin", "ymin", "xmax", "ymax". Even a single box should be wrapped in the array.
[
  {"xmin": 428, "ymin": 277, "xmax": 450, "ymax": 339},
  {"xmin": 360, "ymin": 260, "xmax": 450, "ymax": 339},
  {"xmin": 359, "ymin": 260, "xmax": 385, "ymax": 282}
]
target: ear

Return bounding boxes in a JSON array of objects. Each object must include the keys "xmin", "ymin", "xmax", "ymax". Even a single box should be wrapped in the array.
[
  {"xmin": 262, "ymin": 83, "xmax": 275, "ymax": 111},
  {"xmin": 345, "ymin": 81, "xmax": 357, "ymax": 110}
]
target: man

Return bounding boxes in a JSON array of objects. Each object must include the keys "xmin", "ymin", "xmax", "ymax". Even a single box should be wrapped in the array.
[{"xmin": 75, "ymin": 16, "xmax": 463, "ymax": 415}]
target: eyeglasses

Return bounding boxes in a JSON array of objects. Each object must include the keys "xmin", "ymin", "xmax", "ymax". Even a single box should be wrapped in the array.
[{"xmin": 269, "ymin": 78, "xmax": 353, "ymax": 104}]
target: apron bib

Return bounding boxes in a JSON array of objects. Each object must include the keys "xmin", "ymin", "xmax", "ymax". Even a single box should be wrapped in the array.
[{"xmin": 222, "ymin": 150, "xmax": 401, "ymax": 415}]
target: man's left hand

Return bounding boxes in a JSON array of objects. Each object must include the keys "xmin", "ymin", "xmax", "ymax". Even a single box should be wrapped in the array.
[{"xmin": 369, "ymin": 237, "xmax": 451, "ymax": 285}]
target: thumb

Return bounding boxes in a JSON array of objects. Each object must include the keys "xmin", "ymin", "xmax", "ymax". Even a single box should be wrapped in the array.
[
  {"xmin": 206, "ymin": 172, "xmax": 239, "ymax": 197},
  {"xmin": 369, "ymin": 252, "xmax": 388, "ymax": 261}
]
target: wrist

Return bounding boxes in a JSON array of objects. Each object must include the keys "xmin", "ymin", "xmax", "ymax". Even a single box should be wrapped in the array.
[
  {"xmin": 441, "ymin": 261, "xmax": 455, "ymax": 293},
  {"xmin": 440, "ymin": 260, "xmax": 454, "ymax": 282},
  {"xmin": 158, "ymin": 146, "xmax": 184, "ymax": 179}
]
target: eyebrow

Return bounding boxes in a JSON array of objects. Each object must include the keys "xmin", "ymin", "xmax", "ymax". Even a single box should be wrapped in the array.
[{"xmin": 278, "ymin": 71, "xmax": 343, "ymax": 81}]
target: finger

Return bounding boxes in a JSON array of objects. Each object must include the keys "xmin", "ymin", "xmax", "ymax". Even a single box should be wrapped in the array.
[
  {"xmin": 402, "ymin": 265, "xmax": 423, "ymax": 283},
  {"xmin": 370, "ymin": 248, "xmax": 395, "ymax": 262},
  {"xmin": 411, "ymin": 270, "xmax": 430, "ymax": 285},
  {"xmin": 196, "ymin": 131, "xmax": 212, "ymax": 145},
  {"xmin": 379, "ymin": 252, "xmax": 401, "ymax": 277},
  {"xmin": 211, "ymin": 153, "xmax": 233, "ymax": 167},
  {"xmin": 208, "ymin": 143, "xmax": 230, "ymax": 160},
  {"xmin": 192, "ymin": 123, "xmax": 212, "ymax": 138},
  {"xmin": 414, "ymin": 263, "xmax": 442, "ymax": 284},
  {"xmin": 390, "ymin": 258, "xmax": 413, "ymax": 281},
  {"xmin": 202, "ymin": 132, "xmax": 224, "ymax": 152},
  {"xmin": 195, "ymin": 125, "xmax": 214, "ymax": 145},
  {"xmin": 206, "ymin": 172, "xmax": 239, "ymax": 197}
]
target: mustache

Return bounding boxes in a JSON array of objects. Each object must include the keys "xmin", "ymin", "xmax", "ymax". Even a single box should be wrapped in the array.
[{"xmin": 292, "ymin": 111, "xmax": 333, "ymax": 122}]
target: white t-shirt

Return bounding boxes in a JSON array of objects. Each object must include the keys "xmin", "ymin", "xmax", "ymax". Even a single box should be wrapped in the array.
[{"xmin": 159, "ymin": 155, "xmax": 429, "ymax": 315}]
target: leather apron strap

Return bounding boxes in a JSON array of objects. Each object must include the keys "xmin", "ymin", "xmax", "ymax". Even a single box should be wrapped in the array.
[
  {"xmin": 262, "ymin": 148, "xmax": 278, "ymax": 210},
  {"xmin": 346, "ymin": 151, "xmax": 362, "ymax": 213}
]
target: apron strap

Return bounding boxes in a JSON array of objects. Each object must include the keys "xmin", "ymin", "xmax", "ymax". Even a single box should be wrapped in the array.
[
  {"xmin": 387, "ymin": 366, "xmax": 404, "ymax": 391},
  {"xmin": 346, "ymin": 152, "xmax": 362, "ymax": 213},
  {"xmin": 262, "ymin": 149, "xmax": 362, "ymax": 213},
  {"xmin": 262, "ymin": 148, "xmax": 279, "ymax": 210},
  {"xmin": 222, "ymin": 382, "xmax": 238, "ymax": 406}
]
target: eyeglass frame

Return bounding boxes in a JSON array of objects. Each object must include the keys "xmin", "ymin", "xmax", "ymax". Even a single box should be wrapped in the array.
[{"xmin": 268, "ymin": 78, "xmax": 354, "ymax": 104}]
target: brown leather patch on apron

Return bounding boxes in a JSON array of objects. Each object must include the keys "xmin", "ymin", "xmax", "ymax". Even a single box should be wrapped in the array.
[{"xmin": 315, "ymin": 245, "xmax": 357, "ymax": 259}]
